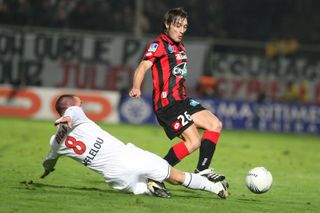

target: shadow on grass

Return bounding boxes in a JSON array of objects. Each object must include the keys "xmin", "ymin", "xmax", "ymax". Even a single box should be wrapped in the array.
[
  {"xmin": 18, "ymin": 180, "xmax": 227, "ymax": 200},
  {"xmin": 236, "ymin": 198, "xmax": 262, "ymax": 202},
  {"xmin": 167, "ymin": 188, "xmax": 226, "ymax": 200},
  {"xmin": 18, "ymin": 180, "xmax": 124, "ymax": 195}
]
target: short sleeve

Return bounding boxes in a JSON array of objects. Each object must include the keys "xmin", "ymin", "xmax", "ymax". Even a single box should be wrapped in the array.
[
  {"xmin": 142, "ymin": 41, "xmax": 164, "ymax": 63},
  {"xmin": 63, "ymin": 106, "xmax": 90, "ymax": 127}
]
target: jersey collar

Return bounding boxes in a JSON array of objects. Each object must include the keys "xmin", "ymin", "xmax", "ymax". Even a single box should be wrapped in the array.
[{"xmin": 161, "ymin": 33, "xmax": 180, "ymax": 45}]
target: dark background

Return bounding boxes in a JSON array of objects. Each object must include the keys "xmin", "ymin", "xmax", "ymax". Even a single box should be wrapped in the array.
[{"xmin": 1, "ymin": 0, "xmax": 319, "ymax": 44}]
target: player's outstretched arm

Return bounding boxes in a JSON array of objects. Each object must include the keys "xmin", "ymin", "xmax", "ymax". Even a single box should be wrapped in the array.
[
  {"xmin": 40, "ymin": 158, "xmax": 58, "ymax": 179},
  {"xmin": 129, "ymin": 60, "xmax": 153, "ymax": 97},
  {"xmin": 41, "ymin": 135, "xmax": 60, "ymax": 179},
  {"xmin": 40, "ymin": 168, "xmax": 55, "ymax": 179},
  {"xmin": 54, "ymin": 116, "xmax": 72, "ymax": 128}
]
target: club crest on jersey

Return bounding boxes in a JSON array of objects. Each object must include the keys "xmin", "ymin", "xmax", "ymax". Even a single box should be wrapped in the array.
[
  {"xmin": 172, "ymin": 120, "xmax": 182, "ymax": 131},
  {"xmin": 175, "ymin": 51, "xmax": 187, "ymax": 60},
  {"xmin": 148, "ymin": 43, "xmax": 159, "ymax": 52},
  {"xmin": 172, "ymin": 62, "xmax": 188, "ymax": 78},
  {"xmin": 168, "ymin": 45, "xmax": 174, "ymax": 53}
]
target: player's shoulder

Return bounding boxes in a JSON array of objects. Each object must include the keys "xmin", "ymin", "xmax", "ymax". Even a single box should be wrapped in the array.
[
  {"xmin": 147, "ymin": 41, "xmax": 160, "ymax": 52},
  {"xmin": 154, "ymin": 34, "xmax": 164, "ymax": 43},
  {"xmin": 64, "ymin": 106, "xmax": 83, "ymax": 115},
  {"xmin": 179, "ymin": 42, "xmax": 186, "ymax": 50},
  {"xmin": 66, "ymin": 105, "xmax": 82, "ymax": 111},
  {"xmin": 147, "ymin": 37, "xmax": 163, "ymax": 51},
  {"xmin": 144, "ymin": 39, "xmax": 164, "ymax": 59}
]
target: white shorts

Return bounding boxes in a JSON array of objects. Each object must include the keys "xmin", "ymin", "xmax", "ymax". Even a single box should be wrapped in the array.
[{"xmin": 102, "ymin": 143, "xmax": 170, "ymax": 195}]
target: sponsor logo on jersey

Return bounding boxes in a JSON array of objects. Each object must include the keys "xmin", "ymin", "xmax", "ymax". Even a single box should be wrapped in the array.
[
  {"xmin": 175, "ymin": 51, "xmax": 187, "ymax": 60},
  {"xmin": 148, "ymin": 42, "xmax": 159, "ymax": 52},
  {"xmin": 172, "ymin": 120, "xmax": 182, "ymax": 131},
  {"xmin": 172, "ymin": 62, "xmax": 188, "ymax": 78},
  {"xmin": 55, "ymin": 125, "xmax": 68, "ymax": 144}
]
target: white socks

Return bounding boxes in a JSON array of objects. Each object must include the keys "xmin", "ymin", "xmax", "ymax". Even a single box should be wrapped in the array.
[{"xmin": 182, "ymin": 172, "xmax": 223, "ymax": 194}]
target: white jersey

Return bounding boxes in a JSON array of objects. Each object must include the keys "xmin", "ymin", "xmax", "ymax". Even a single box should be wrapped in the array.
[{"xmin": 43, "ymin": 106, "xmax": 170, "ymax": 194}]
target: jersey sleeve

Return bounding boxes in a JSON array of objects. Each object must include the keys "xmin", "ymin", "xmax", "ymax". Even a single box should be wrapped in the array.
[
  {"xmin": 63, "ymin": 106, "xmax": 91, "ymax": 127},
  {"xmin": 142, "ymin": 41, "xmax": 164, "ymax": 63},
  {"xmin": 42, "ymin": 135, "xmax": 60, "ymax": 172}
]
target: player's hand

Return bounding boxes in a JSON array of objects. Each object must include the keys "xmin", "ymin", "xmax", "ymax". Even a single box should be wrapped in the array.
[
  {"xmin": 40, "ymin": 169, "xmax": 54, "ymax": 179},
  {"xmin": 54, "ymin": 116, "xmax": 72, "ymax": 128},
  {"xmin": 129, "ymin": 88, "xmax": 141, "ymax": 97}
]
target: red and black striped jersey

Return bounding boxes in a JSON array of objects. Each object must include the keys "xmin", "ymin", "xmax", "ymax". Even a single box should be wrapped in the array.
[{"xmin": 143, "ymin": 33, "xmax": 188, "ymax": 111}]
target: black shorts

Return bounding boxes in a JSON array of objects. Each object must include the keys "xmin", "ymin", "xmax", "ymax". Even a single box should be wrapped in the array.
[{"xmin": 155, "ymin": 98, "xmax": 206, "ymax": 140}]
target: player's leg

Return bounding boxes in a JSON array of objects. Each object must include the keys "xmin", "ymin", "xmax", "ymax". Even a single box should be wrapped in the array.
[
  {"xmin": 163, "ymin": 124, "xmax": 201, "ymax": 166},
  {"xmin": 158, "ymin": 99, "xmax": 202, "ymax": 166},
  {"xmin": 191, "ymin": 109, "xmax": 226, "ymax": 182},
  {"xmin": 123, "ymin": 143, "xmax": 172, "ymax": 198},
  {"xmin": 166, "ymin": 167, "xmax": 229, "ymax": 199}
]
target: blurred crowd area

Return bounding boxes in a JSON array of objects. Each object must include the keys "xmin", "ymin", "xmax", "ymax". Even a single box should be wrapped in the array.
[{"xmin": 0, "ymin": 0, "xmax": 320, "ymax": 44}]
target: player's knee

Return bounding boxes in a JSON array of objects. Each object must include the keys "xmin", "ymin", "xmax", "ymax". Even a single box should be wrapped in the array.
[
  {"xmin": 186, "ymin": 137, "xmax": 201, "ymax": 152},
  {"xmin": 216, "ymin": 120, "xmax": 223, "ymax": 131},
  {"xmin": 208, "ymin": 119, "xmax": 223, "ymax": 132},
  {"xmin": 189, "ymin": 144, "xmax": 200, "ymax": 153}
]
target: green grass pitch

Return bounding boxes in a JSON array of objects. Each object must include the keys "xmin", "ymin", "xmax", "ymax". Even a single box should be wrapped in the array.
[{"xmin": 0, "ymin": 117, "xmax": 319, "ymax": 213}]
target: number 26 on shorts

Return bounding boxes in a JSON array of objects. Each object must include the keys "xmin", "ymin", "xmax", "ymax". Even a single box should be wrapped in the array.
[{"xmin": 177, "ymin": 111, "xmax": 192, "ymax": 126}]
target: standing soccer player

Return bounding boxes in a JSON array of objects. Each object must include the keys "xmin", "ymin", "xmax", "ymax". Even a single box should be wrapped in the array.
[{"xmin": 129, "ymin": 8, "xmax": 227, "ymax": 184}]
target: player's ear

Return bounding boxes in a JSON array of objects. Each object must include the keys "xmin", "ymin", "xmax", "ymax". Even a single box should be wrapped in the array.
[{"xmin": 165, "ymin": 22, "xmax": 169, "ymax": 31}]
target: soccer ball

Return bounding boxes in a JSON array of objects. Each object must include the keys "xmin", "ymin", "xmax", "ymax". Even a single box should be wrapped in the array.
[{"xmin": 246, "ymin": 167, "xmax": 273, "ymax": 194}]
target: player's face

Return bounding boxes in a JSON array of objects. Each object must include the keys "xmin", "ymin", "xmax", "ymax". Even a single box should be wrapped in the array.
[{"xmin": 166, "ymin": 17, "xmax": 188, "ymax": 43}]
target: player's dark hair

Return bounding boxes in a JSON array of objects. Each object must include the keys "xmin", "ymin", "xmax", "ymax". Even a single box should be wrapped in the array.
[
  {"xmin": 162, "ymin": 7, "xmax": 188, "ymax": 33},
  {"xmin": 55, "ymin": 94, "xmax": 75, "ymax": 116}
]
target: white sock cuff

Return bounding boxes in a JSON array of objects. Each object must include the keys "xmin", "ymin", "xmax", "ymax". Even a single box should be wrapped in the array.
[{"xmin": 182, "ymin": 172, "xmax": 192, "ymax": 187}]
